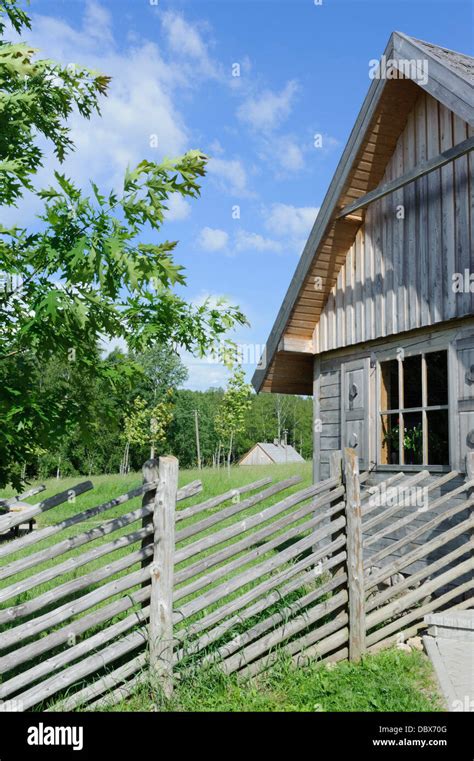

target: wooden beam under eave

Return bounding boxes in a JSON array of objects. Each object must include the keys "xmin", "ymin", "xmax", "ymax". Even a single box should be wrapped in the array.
[
  {"xmin": 337, "ymin": 135, "xmax": 474, "ymax": 219},
  {"xmin": 278, "ymin": 336, "xmax": 314, "ymax": 354}
]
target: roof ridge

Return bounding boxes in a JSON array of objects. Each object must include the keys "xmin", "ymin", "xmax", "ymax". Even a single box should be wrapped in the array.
[{"xmin": 395, "ymin": 31, "xmax": 474, "ymax": 63}]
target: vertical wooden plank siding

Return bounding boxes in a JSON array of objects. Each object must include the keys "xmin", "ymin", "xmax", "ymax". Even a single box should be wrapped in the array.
[
  {"xmin": 374, "ymin": 180, "xmax": 385, "ymax": 338},
  {"xmin": 316, "ymin": 95, "xmax": 472, "ymax": 353},
  {"xmin": 416, "ymin": 94, "xmax": 430, "ymax": 326},
  {"xmin": 453, "ymin": 114, "xmax": 470, "ymax": 319},
  {"xmin": 336, "ymin": 265, "xmax": 345, "ymax": 348},
  {"xmin": 440, "ymin": 104, "xmax": 457, "ymax": 321},
  {"xmin": 345, "ymin": 244, "xmax": 355, "ymax": 345},
  {"xmin": 394, "ymin": 129, "xmax": 406, "ymax": 334},
  {"xmin": 355, "ymin": 230, "xmax": 365, "ymax": 344},
  {"xmin": 384, "ymin": 153, "xmax": 394, "ymax": 337},
  {"xmin": 365, "ymin": 206, "xmax": 375, "ymax": 342},
  {"xmin": 426, "ymin": 96, "xmax": 443, "ymax": 324},
  {"xmin": 405, "ymin": 107, "xmax": 419, "ymax": 331}
]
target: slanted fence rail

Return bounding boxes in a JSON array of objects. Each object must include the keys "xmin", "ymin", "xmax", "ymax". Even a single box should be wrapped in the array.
[{"xmin": 0, "ymin": 449, "xmax": 472, "ymax": 711}]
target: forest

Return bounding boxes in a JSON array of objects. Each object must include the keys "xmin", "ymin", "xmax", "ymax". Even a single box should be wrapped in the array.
[{"xmin": 9, "ymin": 344, "xmax": 312, "ymax": 480}]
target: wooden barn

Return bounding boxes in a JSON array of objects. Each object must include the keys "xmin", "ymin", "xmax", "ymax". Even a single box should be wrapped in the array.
[
  {"xmin": 239, "ymin": 441, "xmax": 305, "ymax": 466},
  {"xmin": 252, "ymin": 33, "xmax": 473, "ymax": 576},
  {"xmin": 253, "ymin": 32, "xmax": 473, "ymax": 483}
]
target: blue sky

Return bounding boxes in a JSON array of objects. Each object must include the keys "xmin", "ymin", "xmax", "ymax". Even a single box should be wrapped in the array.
[{"xmin": 14, "ymin": 0, "xmax": 474, "ymax": 388}]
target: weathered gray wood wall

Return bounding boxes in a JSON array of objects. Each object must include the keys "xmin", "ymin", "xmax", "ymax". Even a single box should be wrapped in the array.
[
  {"xmin": 315, "ymin": 93, "xmax": 474, "ymax": 354},
  {"xmin": 363, "ymin": 471, "xmax": 472, "ymax": 580}
]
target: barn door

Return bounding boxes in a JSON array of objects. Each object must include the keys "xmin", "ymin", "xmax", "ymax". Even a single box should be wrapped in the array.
[
  {"xmin": 341, "ymin": 358, "xmax": 370, "ymax": 468},
  {"xmin": 452, "ymin": 334, "xmax": 474, "ymax": 472}
]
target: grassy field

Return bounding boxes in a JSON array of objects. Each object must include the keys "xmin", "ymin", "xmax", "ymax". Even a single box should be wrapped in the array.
[
  {"xmin": 0, "ymin": 463, "xmax": 443, "ymax": 712},
  {"xmin": 98, "ymin": 648, "xmax": 442, "ymax": 713}
]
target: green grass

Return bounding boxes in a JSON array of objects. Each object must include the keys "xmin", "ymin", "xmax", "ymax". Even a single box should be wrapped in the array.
[
  {"xmin": 94, "ymin": 649, "xmax": 443, "ymax": 713},
  {"xmin": 0, "ymin": 462, "xmax": 313, "ymax": 514},
  {"xmin": 0, "ymin": 463, "xmax": 443, "ymax": 713}
]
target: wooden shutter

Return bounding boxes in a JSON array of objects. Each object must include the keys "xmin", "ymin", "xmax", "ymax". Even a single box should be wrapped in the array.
[{"xmin": 341, "ymin": 358, "xmax": 370, "ymax": 467}]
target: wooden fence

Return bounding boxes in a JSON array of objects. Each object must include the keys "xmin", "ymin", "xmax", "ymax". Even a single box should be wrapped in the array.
[{"xmin": 0, "ymin": 449, "xmax": 472, "ymax": 710}]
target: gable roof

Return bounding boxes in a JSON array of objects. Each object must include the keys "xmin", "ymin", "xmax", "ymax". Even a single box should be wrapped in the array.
[
  {"xmin": 252, "ymin": 32, "xmax": 474, "ymax": 395},
  {"xmin": 241, "ymin": 443, "xmax": 305, "ymax": 464}
]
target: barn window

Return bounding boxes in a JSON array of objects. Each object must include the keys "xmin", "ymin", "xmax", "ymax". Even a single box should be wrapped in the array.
[{"xmin": 379, "ymin": 350, "xmax": 449, "ymax": 467}]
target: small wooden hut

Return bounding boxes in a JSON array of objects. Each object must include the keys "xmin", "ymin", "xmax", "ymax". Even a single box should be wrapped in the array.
[{"xmin": 239, "ymin": 441, "xmax": 305, "ymax": 466}]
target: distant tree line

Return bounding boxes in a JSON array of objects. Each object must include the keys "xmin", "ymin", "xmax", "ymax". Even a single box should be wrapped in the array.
[{"xmin": 16, "ymin": 346, "xmax": 312, "ymax": 480}]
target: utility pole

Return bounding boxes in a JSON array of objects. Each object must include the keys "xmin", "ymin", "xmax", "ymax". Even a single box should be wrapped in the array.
[{"xmin": 194, "ymin": 409, "xmax": 202, "ymax": 470}]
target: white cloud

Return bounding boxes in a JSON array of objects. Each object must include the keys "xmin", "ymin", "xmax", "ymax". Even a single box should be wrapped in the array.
[
  {"xmin": 207, "ymin": 157, "xmax": 250, "ymax": 196},
  {"xmin": 264, "ymin": 203, "xmax": 319, "ymax": 238},
  {"xmin": 209, "ymin": 139, "xmax": 225, "ymax": 156},
  {"xmin": 256, "ymin": 134, "xmax": 307, "ymax": 177},
  {"xmin": 235, "ymin": 79, "xmax": 307, "ymax": 177},
  {"xmin": 162, "ymin": 12, "xmax": 206, "ymax": 59},
  {"xmin": 165, "ymin": 193, "xmax": 191, "ymax": 222},
  {"xmin": 161, "ymin": 11, "xmax": 220, "ymax": 80},
  {"xmin": 83, "ymin": 1, "xmax": 114, "ymax": 46},
  {"xmin": 277, "ymin": 138, "xmax": 305, "ymax": 172},
  {"xmin": 319, "ymin": 134, "xmax": 341, "ymax": 152},
  {"xmin": 234, "ymin": 230, "xmax": 282, "ymax": 254},
  {"xmin": 237, "ymin": 80, "xmax": 299, "ymax": 131},
  {"xmin": 198, "ymin": 227, "xmax": 229, "ymax": 252},
  {"xmin": 181, "ymin": 354, "xmax": 231, "ymax": 391}
]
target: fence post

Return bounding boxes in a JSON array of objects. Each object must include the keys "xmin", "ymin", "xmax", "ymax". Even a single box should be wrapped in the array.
[
  {"xmin": 149, "ymin": 455, "xmax": 178, "ymax": 698},
  {"xmin": 343, "ymin": 447, "xmax": 366, "ymax": 661}
]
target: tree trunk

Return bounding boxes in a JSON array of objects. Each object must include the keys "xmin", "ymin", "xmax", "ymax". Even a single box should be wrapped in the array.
[
  {"xmin": 121, "ymin": 441, "xmax": 130, "ymax": 475},
  {"xmin": 227, "ymin": 431, "xmax": 233, "ymax": 475}
]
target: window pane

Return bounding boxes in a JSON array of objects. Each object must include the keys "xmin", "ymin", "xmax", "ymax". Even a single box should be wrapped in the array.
[
  {"xmin": 381, "ymin": 359, "xmax": 399, "ymax": 410},
  {"xmin": 403, "ymin": 355, "xmax": 422, "ymax": 408},
  {"xmin": 403, "ymin": 412, "xmax": 423, "ymax": 465},
  {"xmin": 426, "ymin": 351, "xmax": 448, "ymax": 406},
  {"xmin": 427, "ymin": 410, "xmax": 449, "ymax": 465},
  {"xmin": 381, "ymin": 414, "xmax": 400, "ymax": 465}
]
